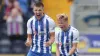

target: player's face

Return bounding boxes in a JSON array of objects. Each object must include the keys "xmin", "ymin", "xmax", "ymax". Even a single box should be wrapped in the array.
[
  {"xmin": 33, "ymin": 6, "xmax": 44, "ymax": 20},
  {"xmin": 58, "ymin": 19, "xmax": 68, "ymax": 30}
]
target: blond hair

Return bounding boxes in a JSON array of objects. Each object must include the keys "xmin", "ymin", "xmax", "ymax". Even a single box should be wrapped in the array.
[{"xmin": 57, "ymin": 13, "xmax": 68, "ymax": 21}]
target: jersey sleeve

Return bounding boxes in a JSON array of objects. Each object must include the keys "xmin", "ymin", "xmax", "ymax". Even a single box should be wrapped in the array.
[
  {"xmin": 55, "ymin": 27, "xmax": 61, "ymax": 43},
  {"xmin": 73, "ymin": 30, "xmax": 79, "ymax": 43},
  {"xmin": 27, "ymin": 19, "xmax": 32, "ymax": 34},
  {"xmin": 49, "ymin": 18, "xmax": 56, "ymax": 33},
  {"xmin": 55, "ymin": 28, "xmax": 59, "ymax": 43}
]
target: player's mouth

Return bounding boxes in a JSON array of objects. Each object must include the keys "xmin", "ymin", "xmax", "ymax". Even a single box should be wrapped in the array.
[
  {"xmin": 60, "ymin": 26, "xmax": 64, "ymax": 29},
  {"xmin": 36, "ymin": 14, "xmax": 41, "ymax": 17}
]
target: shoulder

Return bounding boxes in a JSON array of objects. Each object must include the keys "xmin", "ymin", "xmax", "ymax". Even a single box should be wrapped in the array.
[
  {"xmin": 27, "ymin": 16, "xmax": 35, "ymax": 23},
  {"xmin": 70, "ymin": 26, "xmax": 79, "ymax": 33},
  {"xmin": 45, "ymin": 14, "xmax": 55, "ymax": 22},
  {"xmin": 55, "ymin": 27, "xmax": 62, "ymax": 34}
]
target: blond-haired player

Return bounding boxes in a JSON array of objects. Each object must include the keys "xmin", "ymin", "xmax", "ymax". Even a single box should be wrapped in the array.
[{"xmin": 55, "ymin": 14, "xmax": 79, "ymax": 56}]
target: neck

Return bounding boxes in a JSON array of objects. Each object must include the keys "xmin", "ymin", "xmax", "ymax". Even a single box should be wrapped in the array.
[
  {"xmin": 36, "ymin": 14, "xmax": 44, "ymax": 21},
  {"xmin": 63, "ymin": 25, "xmax": 69, "ymax": 32}
]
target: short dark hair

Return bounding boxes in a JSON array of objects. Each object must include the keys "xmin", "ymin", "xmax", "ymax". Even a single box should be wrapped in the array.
[{"xmin": 34, "ymin": 2, "xmax": 44, "ymax": 7}]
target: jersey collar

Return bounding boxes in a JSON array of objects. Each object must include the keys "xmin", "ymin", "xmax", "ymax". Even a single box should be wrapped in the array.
[{"xmin": 63, "ymin": 25, "xmax": 71, "ymax": 32}]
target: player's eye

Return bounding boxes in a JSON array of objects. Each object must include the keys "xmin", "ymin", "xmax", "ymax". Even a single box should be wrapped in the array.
[
  {"xmin": 35, "ymin": 10, "xmax": 37, "ymax": 11},
  {"xmin": 38, "ymin": 9, "xmax": 42, "ymax": 11}
]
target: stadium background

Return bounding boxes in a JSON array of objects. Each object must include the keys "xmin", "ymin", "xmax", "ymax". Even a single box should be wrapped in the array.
[{"xmin": 0, "ymin": 0, "xmax": 100, "ymax": 56}]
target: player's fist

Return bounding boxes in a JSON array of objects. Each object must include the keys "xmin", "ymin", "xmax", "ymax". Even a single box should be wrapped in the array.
[
  {"xmin": 25, "ymin": 39, "xmax": 32, "ymax": 47},
  {"xmin": 45, "ymin": 41, "xmax": 52, "ymax": 47}
]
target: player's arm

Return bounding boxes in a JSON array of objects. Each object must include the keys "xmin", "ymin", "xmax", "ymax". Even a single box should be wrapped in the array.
[
  {"xmin": 55, "ymin": 28, "xmax": 60, "ymax": 56},
  {"xmin": 25, "ymin": 34, "xmax": 32, "ymax": 47},
  {"xmin": 25, "ymin": 19, "xmax": 32, "ymax": 47},
  {"xmin": 56, "ymin": 43, "xmax": 60, "ymax": 56},
  {"xmin": 49, "ymin": 32, "xmax": 55, "ymax": 45},
  {"xmin": 68, "ymin": 43, "xmax": 77, "ymax": 56},
  {"xmin": 56, "ymin": 33, "xmax": 60, "ymax": 56},
  {"xmin": 68, "ymin": 30, "xmax": 79, "ymax": 56},
  {"xmin": 45, "ymin": 19, "xmax": 56, "ymax": 46}
]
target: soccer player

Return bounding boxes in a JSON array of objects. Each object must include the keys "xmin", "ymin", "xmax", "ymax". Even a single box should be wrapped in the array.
[
  {"xmin": 55, "ymin": 14, "xmax": 79, "ymax": 56},
  {"xmin": 25, "ymin": 2, "xmax": 56, "ymax": 56}
]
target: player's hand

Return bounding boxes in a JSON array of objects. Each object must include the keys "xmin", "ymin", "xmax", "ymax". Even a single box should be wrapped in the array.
[
  {"xmin": 45, "ymin": 41, "xmax": 52, "ymax": 47},
  {"xmin": 25, "ymin": 39, "xmax": 32, "ymax": 47}
]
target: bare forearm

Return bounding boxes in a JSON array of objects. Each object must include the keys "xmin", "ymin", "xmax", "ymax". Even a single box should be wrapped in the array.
[
  {"xmin": 27, "ymin": 34, "xmax": 32, "ymax": 40},
  {"xmin": 49, "ymin": 36, "xmax": 55, "ymax": 43},
  {"xmin": 56, "ymin": 44, "xmax": 60, "ymax": 56},
  {"xmin": 68, "ymin": 47, "xmax": 76, "ymax": 55},
  {"xmin": 56, "ymin": 49, "xmax": 60, "ymax": 56},
  {"xmin": 25, "ymin": 34, "xmax": 32, "ymax": 47},
  {"xmin": 49, "ymin": 32, "xmax": 55, "ymax": 44},
  {"xmin": 68, "ymin": 43, "xmax": 78, "ymax": 55}
]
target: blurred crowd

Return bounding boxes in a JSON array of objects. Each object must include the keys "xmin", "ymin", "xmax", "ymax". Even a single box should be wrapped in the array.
[{"xmin": 0, "ymin": 0, "xmax": 41, "ymax": 54}]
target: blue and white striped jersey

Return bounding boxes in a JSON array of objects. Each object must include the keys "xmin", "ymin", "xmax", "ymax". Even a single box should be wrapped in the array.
[
  {"xmin": 27, "ymin": 14, "xmax": 56, "ymax": 53},
  {"xmin": 55, "ymin": 26, "xmax": 79, "ymax": 56}
]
